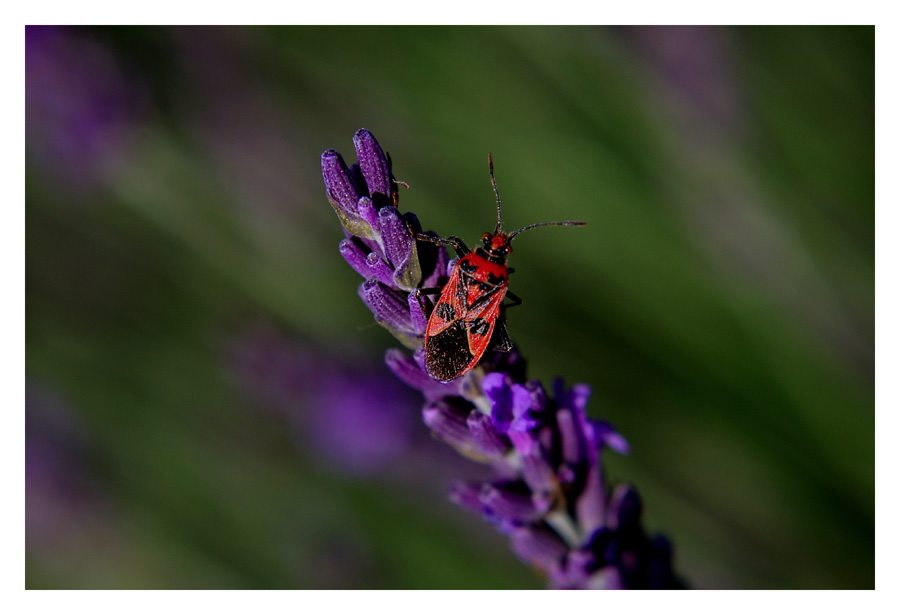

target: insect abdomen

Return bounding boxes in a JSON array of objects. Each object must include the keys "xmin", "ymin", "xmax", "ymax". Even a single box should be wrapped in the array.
[{"xmin": 425, "ymin": 321, "xmax": 474, "ymax": 382}]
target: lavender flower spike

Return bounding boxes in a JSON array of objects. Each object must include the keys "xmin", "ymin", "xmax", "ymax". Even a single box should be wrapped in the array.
[{"xmin": 322, "ymin": 129, "xmax": 685, "ymax": 589}]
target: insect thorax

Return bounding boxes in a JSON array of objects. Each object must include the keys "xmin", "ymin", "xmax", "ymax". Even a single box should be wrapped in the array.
[{"xmin": 473, "ymin": 246, "xmax": 508, "ymax": 266}]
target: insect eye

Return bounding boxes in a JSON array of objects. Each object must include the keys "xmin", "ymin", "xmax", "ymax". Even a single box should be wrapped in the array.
[{"xmin": 482, "ymin": 232, "xmax": 491, "ymax": 244}]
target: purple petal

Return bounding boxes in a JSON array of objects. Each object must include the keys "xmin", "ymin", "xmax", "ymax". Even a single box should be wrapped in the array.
[
  {"xmin": 594, "ymin": 420, "xmax": 631, "ymax": 455},
  {"xmin": 509, "ymin": 385, "xmax": 538, "ymax": 431},
  {"xmin": 554, "ymin": 379, "xmax": 591, "ymax": 415},
  {"xmin": 483, "ymin": 373, "xmax": 538, "ymax": 434},
  {"xmin": 481, "ymin": 372, "xmax": 506, "ymax": 398}
]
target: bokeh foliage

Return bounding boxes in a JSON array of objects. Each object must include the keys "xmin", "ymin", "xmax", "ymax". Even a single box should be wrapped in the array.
[{"xmin": 26, "ymin": 26, "xmax": 873, "ymax": 588}]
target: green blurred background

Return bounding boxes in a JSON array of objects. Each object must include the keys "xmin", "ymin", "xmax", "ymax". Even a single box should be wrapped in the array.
[{"xmin": 25, "ymin": 26, "xmax": 873, "ymax": 589}]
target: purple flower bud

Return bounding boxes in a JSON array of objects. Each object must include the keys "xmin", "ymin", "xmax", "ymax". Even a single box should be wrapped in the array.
[
  {"xmin": 322, "ymin": 149, "xmax": 373, "ymax": 237},
  {"xmin": 553, "ymin": 379, "xmax": 629, "ymax": 476},
  {"xmin": 477, "ymin": 346, "xmax": 529, "ymax": 385},
  {"xmin": 509, "ymin": 431, "xmax": 558, "ymax": 497},
  {"xmin": 590, "ymin": 566, "xmax": 625, "ymax": 589},
  {"xmin": 524, "ymin": 379, "xmax": 548, "ymax": 411},
  {"xmin": 422, "ymin": 402, "xmax": 486, "ymax": 461},
  {"xmin": 359, "ymin": 280, "xmax": 413, "ymax": 338},
  {"xmin": 366, "ymin": 252, "xmax": 397, "ymax": 287},
  {"xmin": 575, "ymin": 463, "xmax": 607, "ymax": 537},
  {"xmin": 480, "ymin": 482, "xmax": 544, "ymax": 524},
  {"xmin": 378, "ymin": 206, "xmax": 421, "ymax": 290},
  {"xmin": 467, "ymin": 410, "xmax": 512, "ymax": 458},
  {"xmin": 449, "ymin": 481, "xmax": 489, "ymax": 515},
  {"xmin": 647, "ymin": 534, "xmax": 677, "ymax": 588},
  {"xmin": 607, "ymin": 484, "xmax": 643, "ymax": 532},
  {"xmin": 321, "ymin": 148, "xmax": 360, "ymax": 211},
  {"xmin": 403, "ymin": 212, "xmax": 422, "ymax": 234},
  {"xmin": 550, "ymin": 547, "xmax": 599, "ymax": 588},
  {"xmin": 407, "ymin": 291, "xmax": 429, "ymax": 335},
  {"xmin": 356, "ymin": 234, "xmax": 383, "ymax": 258},
  {"xmin": 556, "ymin": 408, "xmax": 584, "ymax": 468},
  {"xmin": 378, "ymin": 206, "xmax": 410, "ymax": 268},
  {"xmin": 509, "ymin": 525, "xmax": 568, "ymax": 572},
  {"xmin": 339, "ymin": 238, "xmax": 373, "ymax": 279},
  {"xmin": 356, "ymin": 196, "xmax": 380, "ymax": 232},
  {"xmin": 385, "ymin": 348, "xmax": 461, "ymax": 401},
  {"xmin": 353, "ymin": 128, "xmax": 393, "ymax": 206}
]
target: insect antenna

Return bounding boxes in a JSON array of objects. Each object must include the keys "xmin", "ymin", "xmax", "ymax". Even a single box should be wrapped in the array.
[
  {"xmin": 489, "ymin": 153, "xmax": 503, "ymax": 234},
  {"xmin": 507, "ymin": 220, "xmax": 586, "ymax": 242}
]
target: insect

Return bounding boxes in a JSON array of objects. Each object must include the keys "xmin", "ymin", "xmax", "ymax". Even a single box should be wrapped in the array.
[{"xmin": 415, "ymin": 154, "xmax": 585, "ymax": 382}]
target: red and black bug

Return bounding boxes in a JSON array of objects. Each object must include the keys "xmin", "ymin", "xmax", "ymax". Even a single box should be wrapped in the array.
[{"xmin": 415, "ymin": 155, "xmax": 585, "ymax": 382}]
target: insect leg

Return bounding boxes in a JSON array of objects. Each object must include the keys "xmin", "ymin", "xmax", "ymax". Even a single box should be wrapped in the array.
[
  {"xmin": 411, "ymin": 286, "xmax": 445, "ymax": 324},
  {"xmin": 411, "ymin": 231, "xmax": 470, "ymax": 258},
  {"xmin": 503, "ymin": 291, "xmax": 522, "ymax": 309},
  {"xmin": 490, "ymin": 316, "xmax": 513, "ymax": 352}
]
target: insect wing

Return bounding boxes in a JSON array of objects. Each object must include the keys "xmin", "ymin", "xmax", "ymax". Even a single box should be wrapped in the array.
[
  {"xmin": 463, "ymin": 285, "xmax": 505, "ymax": 362},
  {"xmin": 424, "ymin": 263, "xmax": 465, "ymax": 339},
  {"xmin": 424, "ymin": 261, "xmax": 473, "ymax": 382}
]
